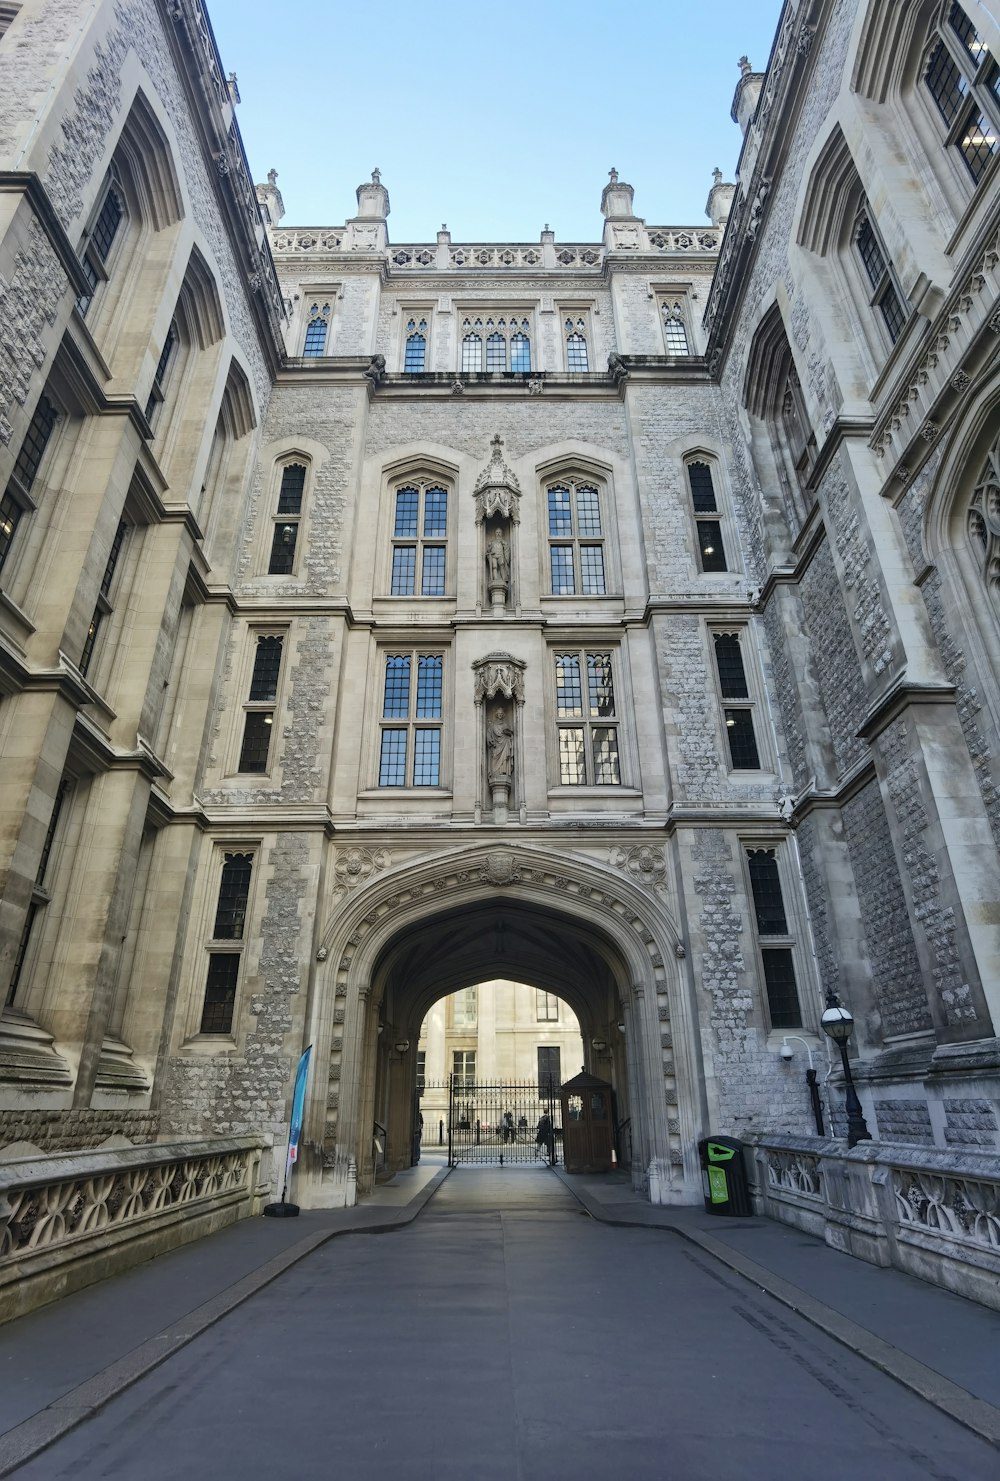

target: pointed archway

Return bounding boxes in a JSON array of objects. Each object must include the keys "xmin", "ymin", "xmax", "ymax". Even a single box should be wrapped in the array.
[{"xmin": 298, "ymin": 845, "xmax": 707, "ymax": 1208}]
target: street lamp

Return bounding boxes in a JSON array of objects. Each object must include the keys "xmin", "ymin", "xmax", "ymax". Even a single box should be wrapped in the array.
[{"xmin": 819, "ymin": 989, "xmax": 872, "ymax": 1148}]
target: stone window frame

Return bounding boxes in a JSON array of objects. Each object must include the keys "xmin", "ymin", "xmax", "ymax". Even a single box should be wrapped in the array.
[
  {"xmin": 261, "ymin": 454, "xmax": 311, "ymax": 578},
  {"xmin": 743, "ymin": 305, "xmax": 818, "ymax": 532},
  {"xmin": 77, "ymin": 163, "xmax": 128, "ymax": 319},
  {"xmin": 301, "ymin": 298, "xmax": 333, "ymax": 357},
  {"xmin": 378, "ymin": 463, "xmax": 457, "ymax": 603},
  {"xmin": 682, "ymin": 449, "xmax": 741, "ymax": 580},
  {"xmin": 537, "ymin": 456, "xmax": 623, "ymax": 604},
  {"xmin": 851, "ymin": 205, "xmax": 909, "ymax": 350},
  {"xmin": 228, "ymin": 626, "xmax": 289, "ymax": 778},
  {"xmin": 738, "ymin": 839, "xmax": 814, "ymax": 1036},
  {"xmin": 456, "ymin": 305, "xmax": 536, "ymax": 375},
  {"xmin": 4, "ymin": 777, "xmax": 74, "ymax": 1013},
  {"xmin": 0, "ymin": 388, "xmax": 61, "ymax": 587},
  {"xmin": 656, "ymin": 292, "xmax": 693, "ymax": 355},
  {"xmin": 359, "ymin": 638, "xmax": 453, "ymax": 798},
  {"xmin": 542, "ymin": 636, "xmax": 640, "ymax": 798},
  {"xmin": 398, "ymin": 304, "xmax": 434, "ymax": 373},
  {"xmin": 187, "ymin": 842, "xmax": 261, "ymax": 1043},
  {"xmin": 917, "ymin": 3, "xmax": 1000, "ymax": 195},
  {"xmin": 536, "ymin": 990, "xmax": 560, "ymax": 1023},
  {"xmin": 450, "ymin": 986, "xmax": 478, "ymax": 1028},
  {"xmin": 558, "ymin": 305, "xmax": 593, "ymax": 373},
  {"xmin": 707, "ymin": 624, "xmax": 774, "ymax": 777}
]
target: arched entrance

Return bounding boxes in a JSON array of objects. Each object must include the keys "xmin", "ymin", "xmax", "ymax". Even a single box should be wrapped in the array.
[{"xmin": 299, "ymin": 846, "xmax": 706, "ymax": 1208}]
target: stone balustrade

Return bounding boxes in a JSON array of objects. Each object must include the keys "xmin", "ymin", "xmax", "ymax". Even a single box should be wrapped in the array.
[
  {"xmin": 0, "ymin": 1136, "xmax": 270, "ymax": 1323},
  {"xmin": 748, "ymin": 1133, "xmax": 1000, "ymax": 1311}
]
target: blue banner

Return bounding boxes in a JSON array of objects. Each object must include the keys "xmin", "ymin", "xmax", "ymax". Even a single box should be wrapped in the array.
[{"xmin": 287, "ymin": 1045, "xmax": 312, "ymax": 1165}]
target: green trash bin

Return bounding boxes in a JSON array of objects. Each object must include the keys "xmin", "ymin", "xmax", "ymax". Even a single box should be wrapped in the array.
[{"xmin": 698, "ymin": 1136, "xmax": 752, "ymax": 1216}]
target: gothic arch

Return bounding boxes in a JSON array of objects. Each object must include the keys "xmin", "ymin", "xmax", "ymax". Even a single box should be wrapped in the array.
[{"xmin": 300, "ymin": 842, "xmax": 705, "ymax": 1208}]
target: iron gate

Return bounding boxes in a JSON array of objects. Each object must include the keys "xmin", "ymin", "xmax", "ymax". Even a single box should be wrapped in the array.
[{"xmin": 448, "ymin": 1077, "xmax": 562, "ymax": 1167}]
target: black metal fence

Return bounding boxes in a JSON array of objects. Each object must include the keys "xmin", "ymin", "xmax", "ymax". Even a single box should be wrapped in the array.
[{"xmin": 447, "ymin": 1077, "xmax": 561, "ymax": 1167}]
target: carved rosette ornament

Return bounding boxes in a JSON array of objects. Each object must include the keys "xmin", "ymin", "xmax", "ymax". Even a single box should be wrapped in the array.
[{"xmin": 333, "ymin": 846, "xmax": 391, "ymax": 894}]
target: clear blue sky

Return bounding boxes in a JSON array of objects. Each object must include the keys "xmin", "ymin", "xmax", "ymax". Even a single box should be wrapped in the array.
[{"xmin": 205, "ymin": 0, "xmax": 784, "ymax": 241}]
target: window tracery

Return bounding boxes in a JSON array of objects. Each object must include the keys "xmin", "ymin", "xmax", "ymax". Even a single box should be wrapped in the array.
[
  {"xmin": 660, "ymin": 300, "xmax": 690, "ymax": 354},
  {"xmin": 459, "ymin": 315, "xmax": 532, "ymax": 373},
  {"xmin": 404, "ymin": 318, "xmax": 427, "ymax": 371},
  {"xmin": 303, "ymin": 302, "xmax": 331, "ymax": 356},
  {"xmin": 968, "ymin": 439, "xmax": 1000, "ymax": 601}
]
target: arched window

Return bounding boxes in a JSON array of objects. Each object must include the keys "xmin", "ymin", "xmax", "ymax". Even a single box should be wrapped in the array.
[
  {"xmin": 565, "ymin": 318, "xmax": 589, "ymax": 372},
  {"xmin": 486, "ymin": 330, "xmax": 506, "ymax": 372},
  {"xmin": 967, "ymin": 435, "xmax": 1000, "ymax": 606},
  {"xmin": 461, "ymin": 331, "xmax": 482, "ymax": 374},
  {"xmin": 268, "ymin": 462, "xmax": 307, "ymax": 574},
  {"xmin": 546, "ymin": 479, "xmax": 605, "ymax": 595},
  {"xmin": 510, "ymin": 330, "xmax": 531, "ymax": 373},
  {"xmin": 687, "ymin": 461, "xmax": 728, "ymax": 572},
  {"xmin": 303, "ymin": 303, "xmax": 331, "ymax": 356},
  {"xmin": 661, "ymin": 300, "xmax": 690, "ymax": 354},
  {"xmin": 389, "ymin": 478, "xmax": 449, "ymax": 596},
  {"xmin": 922, "ymin": 3, "xmax": 999, "ymax": 186},
  {"xmin": 404, "ymin": 318, "xmax": 427, "ymax": 372}
]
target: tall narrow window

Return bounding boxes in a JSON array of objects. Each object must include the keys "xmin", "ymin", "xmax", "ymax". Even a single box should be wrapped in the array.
[
  {"xmin": 537, "ymin": 1045, "xmax": 562, "ymax": 1093},
  {"xmin": 554, "ymin": 650, "xmax": 621, "ymax": 786},
  {"xmin": 200, "ymin": 850, "xmax": 254, "ymax": 1034},
  {"xmin": 5, "ymin": 779, "xmax": 70, "ymax": 1007},
  {"xmin": 688, "ymin": 461, "xmax": 728, "ymax": 572},
  {"xmin": 547, "ymin": 480, "xmax": 606, "ymax": 595},
  {"xmin": 404, "ymin": 318, "xmax": 427, "ymax": 371},
  {"xmin": 78, "ymin": 173, "xmax": 125, "ymax": 316},
  {"xmin": 389, "ymin": 480, "xmax": 448, "ymax": 596},
  {"xmin": 80, "ymin": 517, "xmax": 129, "ymax": 678},
  {"xmin": 536, "ymin": 990, "xmax": 560, "ymax": 1022},
  {"xmin": 854, "ymin": 211, "xmax": 907, "ymax": 344},
  {"xmin": 452, "ymin": 1049, "xmax": 476, "ymax": 1088},
  {"xmin": 144, "ymin": 320, "xmax": 177, "ymax": 425},
  {"xmin": 746, "ymin": 847, "xmax": 801, "ymax": 1028},
  {"xmin": 565, "ymin": 317, "xmax": 589, "ymax": 371},
  {"xmin": 461, "ymin": 329, "xmax": 482, "ymax": 373},
  {"xmin": 661, "ymin": 300, "xmax": 690, "ymax": 353},
  {"xmin": 268, "ymin": 463, "xmax": 306, "ymax": 574},
  {"xmin": 238, "ymin": 634, "xmax": 284, "ymax": 773},
  {"xmin": 510, "ymin": 329, "xmax": 531, "ymax": 372},
  {"xmin": 378, "ymin": 651, "xmax": 444, "ymax": 787},
  {"xmin": 487, "ymin": 329, "xmax": 506, "ymax": 372},
  {"xmin": 0, "ymin": 393, "xmax": 57, "ymax": 575},
  {"xmin": 303, "ymin": 302, "xmax": 331, "ymax": 356},
  {"xmin": 714, "ymin": 631, "xmax": 761, "ymax": 770},
  {"xmin": 451, "ymin": 987, "xmax": 478, "ymax": 1027},
  {"xmin": 923, "ymin": 5, "xmax": 1000, "ymax": 185}
]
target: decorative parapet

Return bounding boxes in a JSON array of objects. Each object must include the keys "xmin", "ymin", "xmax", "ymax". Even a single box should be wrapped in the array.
[
  {"xmin": 749, "ymin": 1132, "xmax": 1000, "ymax": 1311},
  {"xmin": 267, "ymin": 232, "xmax": 720, "ymax": 266},
  {"xmin": 0, "ymin": 1135, "xmax": 268, "ymax": 1322}
]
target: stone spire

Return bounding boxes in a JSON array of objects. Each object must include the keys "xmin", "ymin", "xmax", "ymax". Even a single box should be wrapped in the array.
[
  {"xmin": 600, "ymin": 167, "xmax": 636, "ymax": 221},
  {"xmin": 705, "ymin": 166, "xmax": 735, "ymax": 229},
  {"xmin": 256, "ymin": 168, "xmax": 284, "ymax": 225},
  {"xmin": 345, "ymin": 168, "xmax": 390, "ymax": 252},
  {"xmin": 731, "ymin": 56, "xmax": 765, "ymax": 135},
  {"xmin": 355, "ymin": 167, "xmax": 390, "ymax": 220}
]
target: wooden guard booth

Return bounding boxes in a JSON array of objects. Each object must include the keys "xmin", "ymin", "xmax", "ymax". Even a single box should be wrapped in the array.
[{"xmin": 560, "ymin": 1070, "xmax": 615, "ymax": 1173}]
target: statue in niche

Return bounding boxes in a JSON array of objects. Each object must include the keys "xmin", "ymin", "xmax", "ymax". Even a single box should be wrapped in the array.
[
  {"xmin": 486, "ymin": 705, "xmax": 514, "ymax": 784},
  {"xmin": 486, "ymin": 528, "xmax": 510, "ymax": 596}
]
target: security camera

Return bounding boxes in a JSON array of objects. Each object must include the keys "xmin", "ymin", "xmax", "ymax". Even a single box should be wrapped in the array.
[{"xmin": 779, "ymin": 1042, "xmax": 794, "ymax": 1062}]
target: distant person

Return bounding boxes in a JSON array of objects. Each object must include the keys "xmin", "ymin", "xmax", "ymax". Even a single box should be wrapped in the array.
[
  {"xmin": 535, "ymin": 1111, "xmax": 552, "ymax": 1161},
  {"xmin": 502, "ymin": 1110, "xmax": 514, "ymax": 1143}
]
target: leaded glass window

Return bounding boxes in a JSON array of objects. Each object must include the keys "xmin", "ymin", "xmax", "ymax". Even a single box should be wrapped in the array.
[
  {"xmin": 923, "ymin": 8, "xmax": 1000, "ymax": 191},
  {"xmin": 745, "ymin": 847, "xmax": 801, "ymax": 1028},
  {"xmin": 239, "ymin": 634, "xmax": 284, "ymax": 773},
  {"xmin": 554, "ymin": 650, "xmax": 621, "ymax": 786},
  {"xmin": 269, "ymin": 462, "xmax": 307, "ymax": 574},
  {"xmin": 378, "ymin": 651, "xmax": 444, "ymax": 787},
  {"xmin": 0, "ymin": 394, "xmax": 57, "ymax": 575},
  {"xmin": 404, "ymin": 318, "xmax": 427, "ymax": 372},
  {"xmin": 854, "ymin": 210, "xmax": 907, "ymax": 345},
  {"xmin": 213, "ymin": 853, "xmax": 254, "ymax": 939},
  {"xmin": 546, "ymin": 480, "xmax": 606, "ymax": 595},
  {"xmin": 661, "ymin": 301, "xmax": 690, "ymax": 353},
  {"xmin": 459, "ymin": 315, "xmax": 531, "ymax": 375},
  {"xmin": 714, "ymin": 631, "xmax": 761, "ymax": 770},
  {"xmin": 688, "ymin": 461, "xmax": 728, "ymax": 572},
  {"xmin": 303, "ymin": 303, "xmax": 331, "ymax": 356},
  {"xmin": 80, "ymin": 517, "xmax": 129, "ymax": 678},
  {"xmin": 565, "ymin": 317, "xmax": 589, "ymax": 371},
  {"xmin": 389, "ymin": 480, "xmax": 449, "ymax": 596}
]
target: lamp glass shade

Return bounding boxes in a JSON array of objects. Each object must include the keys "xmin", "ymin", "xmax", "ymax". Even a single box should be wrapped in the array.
[
  {"xmin": 820, "ymin": 1004, "xmax": 853, "ymax": 1043},
  {"xmin": 394, "ymin": 1040, "xmax": 410, "ymax": 1054}
]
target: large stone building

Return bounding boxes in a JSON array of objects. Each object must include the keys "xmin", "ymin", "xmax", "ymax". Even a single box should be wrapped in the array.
[{"xmin": 1, "ymin": 0, "xmax": 999, "ymax": 1211}]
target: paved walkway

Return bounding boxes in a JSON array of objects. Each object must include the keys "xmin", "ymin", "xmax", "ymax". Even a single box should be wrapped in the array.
[{"xmin": 0, "ymin": 1161, "xmax": 998, "ymax": 1478}]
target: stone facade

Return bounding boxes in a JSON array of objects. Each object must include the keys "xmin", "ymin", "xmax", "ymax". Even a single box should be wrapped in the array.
[{"xmin": 1, "ymin": 0, "xmax": 1000, "ymax": 1210}]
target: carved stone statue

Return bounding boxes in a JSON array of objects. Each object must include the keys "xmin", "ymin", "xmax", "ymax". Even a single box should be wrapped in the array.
[
  {"xmin": 487, "ymin": 705, "xmax": 514, "ymax": 784},
  {"xmin": 486, "ymin": 530, "xmax": 509, "ymax": 593}
]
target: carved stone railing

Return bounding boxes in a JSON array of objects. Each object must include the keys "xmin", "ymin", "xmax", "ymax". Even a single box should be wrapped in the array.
[
  {"xmin": 267, "ymin": 234, "xmax": 721, "ymax": 266},
  {"xmin": 749, "ymin": 1133, "xmax": 1000, "ymax": 1312},
  {"xmin": 0, "ymin": 1136, "xmax": 269, "ymax": 1323}
]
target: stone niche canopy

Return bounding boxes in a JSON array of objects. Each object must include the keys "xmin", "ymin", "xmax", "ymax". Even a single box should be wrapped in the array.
[{"xmin": 474, "ymin": 434, "xmax": 521, "ymax": 524}]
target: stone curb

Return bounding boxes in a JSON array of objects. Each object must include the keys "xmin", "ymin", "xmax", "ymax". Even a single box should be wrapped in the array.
[
  {"xmin": 552, "ymin": 1170, "xmax": 1000, "ymax": 1452},
  {"xmin": 0, "ymin": 1165, "xmax": 451, "ymax": 1478}
]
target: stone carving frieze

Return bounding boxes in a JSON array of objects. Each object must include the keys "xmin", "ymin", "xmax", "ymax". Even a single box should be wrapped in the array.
[
  {"xmin": 334, "ymin": 847, "xmax": 391, "ymax": 894},
  {"xmin": 611, "ymin": 845, "xmax": 668, "ymax": 895}
]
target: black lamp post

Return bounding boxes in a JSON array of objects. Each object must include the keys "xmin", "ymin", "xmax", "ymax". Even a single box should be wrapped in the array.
[{"xmin": 820, "ymin": 989, "xmax": 872, "ymax": 1148}]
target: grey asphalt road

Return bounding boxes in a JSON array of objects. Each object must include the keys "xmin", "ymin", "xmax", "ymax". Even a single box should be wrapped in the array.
[{"xmin": 9, "ymin": 1168, "xmax": 998, "ymax": 1480}]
